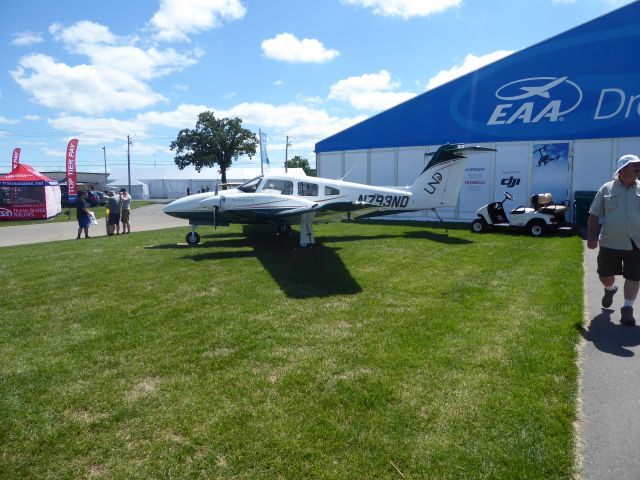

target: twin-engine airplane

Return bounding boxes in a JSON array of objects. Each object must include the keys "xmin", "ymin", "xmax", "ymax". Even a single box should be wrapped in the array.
[{"xmin": 164, "ymin": 143, "xmax": 495, "ymax": 246}]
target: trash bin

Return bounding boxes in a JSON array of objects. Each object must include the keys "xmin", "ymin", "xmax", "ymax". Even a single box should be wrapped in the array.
[{"xmin": 574, "ymin": 190, "xmax": 597, "ymax": 228}]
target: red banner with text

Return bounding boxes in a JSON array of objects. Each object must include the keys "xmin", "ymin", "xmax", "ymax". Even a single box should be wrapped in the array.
[
  {"xmin": 11, "ymin": 147, "xmax": 21, "ymax": 170},
  {"xmin": 66, "ymin": 139, "xmax": 79, "ymax": 202}
]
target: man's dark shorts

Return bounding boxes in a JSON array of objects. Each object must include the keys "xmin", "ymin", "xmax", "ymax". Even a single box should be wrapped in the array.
[
  {"xmin": 598, "ymin": 246, "xmax": 640, "ymax": 281},
  {"xmin": 108, "ymin": 212, "xmax": 120, "ymax": 225},
  {"xmin": 77, "ymin": 216, "xmax": 91, "ymax": 229}
]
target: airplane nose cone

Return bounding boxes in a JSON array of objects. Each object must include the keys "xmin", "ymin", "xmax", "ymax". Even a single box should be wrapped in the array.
[{"xmin": 163, "ymin": 196, "xmax": 191, "ymax": 216}]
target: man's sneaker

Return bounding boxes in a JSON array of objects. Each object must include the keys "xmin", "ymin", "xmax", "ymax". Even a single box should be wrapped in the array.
[
  {"xmin": 602, "ymin": 286, "xmax": 618, "ymax": 308},
  {"xmin": 621, "ymin": 306, "xmax": 636, "ymax": 326}
]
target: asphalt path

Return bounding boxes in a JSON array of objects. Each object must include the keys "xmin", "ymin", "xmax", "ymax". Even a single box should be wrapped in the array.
[
  {"xmin": 0, "ymin": 203, "xmax": 186, "ymax": 247},
  {"xmin": 2, "ymin": 212, "xmax": 638, "ymax": 477},
  {"xmin": 581, "ymin": 242, "xmax": 640, "ymax": 479}
]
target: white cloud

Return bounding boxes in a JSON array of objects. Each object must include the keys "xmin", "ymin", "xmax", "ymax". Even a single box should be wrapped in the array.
[
  {"xmin": 22, "ymin": 115, "xmax": 40, "ymax": 121},
  {"xmin": 0, "ymin": 116, "xmax": 20, "ymax": 125},
  {"xmin": 329, "ymin": 70, "xmax": 415, "ymax": 111},
  {"xmin": 49, "ymin": 21, "xmax": 116, "ymax": 45},
  {"xmin": 12, "ymin": 32, "xmax": 44, "ymax": 46},
  {"xmin": 262, "ymin": 33, "xmax": 340, "ymax": 63},
  {"xmin": 150, "ymin": 0, "xmax": 246, "ymax": 42},
  {"xmin": 137, "ymin": 102, "xmax": 365, "ymax": 153},
  {"xmin": 342, "ymin": 0, "xmax": 461, "ymax": 19},
  {"xmin": 425, "ymin": 50, "xmax": 513, "ymax": 90},
  {"xmin": 48, "ymin": 115, "xmax": 147, "ymax": 145},
  {"xmin": 137, "ymin": 104, "xmax": 211, "ymax": 129},
  {"xmin": 12, "ymin": 21, "xmax": 201, "ymax": 114},
  {"xmin": 12, "ymin": 54, "xmax": 167, "ymax": 115}
]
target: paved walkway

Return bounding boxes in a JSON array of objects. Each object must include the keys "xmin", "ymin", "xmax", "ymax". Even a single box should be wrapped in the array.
[
  {"xmin": 0, "ymin": 203, "xmax": 186, "ymax": 247},
  {"xmin": 581, "ymin": 242, "xmax": 640, "ymax": 479}
]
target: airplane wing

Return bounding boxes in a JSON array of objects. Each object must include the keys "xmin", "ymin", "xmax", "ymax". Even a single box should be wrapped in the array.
[{"xmin": 272, "ymin": 204, "xmax": 319, "ymax": 217}]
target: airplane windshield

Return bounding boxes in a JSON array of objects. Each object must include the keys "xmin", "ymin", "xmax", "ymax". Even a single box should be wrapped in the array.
[{"xmin": 237, "ymin": 176, "xmax": 263, "ymax": 193}]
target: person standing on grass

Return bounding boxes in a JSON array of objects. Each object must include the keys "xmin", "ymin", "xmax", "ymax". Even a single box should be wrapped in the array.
[
  {"xmin": 76, "ymin": 191, "xmax": 91, "ymax": 239},
  {"xmin": 119, "ymin": 188, "xmax": 132, "ymax": 234},
  {"xmin": 106, "ymin": 191, "xmax": 121, "ymax": 235},
  {"xmin": 587, "ymin": 154, "xmax": 640, "ymax": 326}
]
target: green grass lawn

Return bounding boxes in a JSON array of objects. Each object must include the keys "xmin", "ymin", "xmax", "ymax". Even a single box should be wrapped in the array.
[{"xmin": 0, "ymin": 222, "xmax": 583, "ymax": 479}]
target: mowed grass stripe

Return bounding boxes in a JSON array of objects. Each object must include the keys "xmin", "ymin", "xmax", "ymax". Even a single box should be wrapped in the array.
[{"xmin": 0, "ymin": 222, "xmax": 583, "ymax": 479}]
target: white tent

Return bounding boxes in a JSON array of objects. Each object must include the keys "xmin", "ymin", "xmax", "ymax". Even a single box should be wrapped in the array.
[
  {"xmin": 109, "ymin": 166, "xmax": 306, "ymax": 199},
  {"xmin": 106, "ymin": 179, "xmax": 150, "ymax": 199}
]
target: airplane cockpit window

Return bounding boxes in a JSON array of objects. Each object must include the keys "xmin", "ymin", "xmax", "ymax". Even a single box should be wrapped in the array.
[
  {"xmin": 324, "ymin": 186, "xmax": 340, "ymax": 196},
  {"xmin": 264, "ymin": 179, "xmax": 293, "ymax": 195},
  {"xmin": 237, "ymin": 176, "xmax": 263, "ymax": 193},
  {"xmin": 298, "ymin": 182, "xmax": 319, "ymax": 196}
]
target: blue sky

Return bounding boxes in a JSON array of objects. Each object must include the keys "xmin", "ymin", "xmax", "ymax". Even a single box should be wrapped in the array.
[{"xmin": 0, "ymin": 0, "xmax": 632, "ymax": 177}]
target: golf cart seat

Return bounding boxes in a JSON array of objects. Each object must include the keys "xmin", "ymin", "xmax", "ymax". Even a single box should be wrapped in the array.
[{"xmin": 531, "ymin": 193, "xmax": 568, "ymax": 213}]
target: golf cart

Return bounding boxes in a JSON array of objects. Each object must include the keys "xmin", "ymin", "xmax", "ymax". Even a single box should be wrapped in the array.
[{"xmin": 471, "ymin": 192, "xmax": 572, "ymax": 237}]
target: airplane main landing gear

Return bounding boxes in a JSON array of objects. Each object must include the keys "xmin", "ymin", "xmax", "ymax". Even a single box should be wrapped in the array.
[{"xmin": 276, "ymin": 223, "xmax": 292, "ymax": 235}]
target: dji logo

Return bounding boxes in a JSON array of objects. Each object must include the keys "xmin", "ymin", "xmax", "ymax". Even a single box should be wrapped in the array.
[{"xmin": 500, "ymin": 176, "xmax": 521, "ymax": 188}]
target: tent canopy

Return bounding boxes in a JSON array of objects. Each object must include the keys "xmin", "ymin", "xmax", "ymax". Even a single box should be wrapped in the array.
[
  {"xmin": 0, "ymin": 163, "xmax": 61, "ymax": 220},
  {"xmin": 0, "ymin": 163, "xmax": 59, "ymax": 186}
]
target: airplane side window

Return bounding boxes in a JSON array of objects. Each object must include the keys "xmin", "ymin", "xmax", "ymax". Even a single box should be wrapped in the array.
[
  {"xmin": 298, "ymin": 182, "xmax": 319, "ymax": 196},
  {"xmin": 267, "ymin": 179, "xmax": 293, "ymax": 195},
  {"xmin": 324, "ymin": 186, "xmax": 340, "ymax": 196}
]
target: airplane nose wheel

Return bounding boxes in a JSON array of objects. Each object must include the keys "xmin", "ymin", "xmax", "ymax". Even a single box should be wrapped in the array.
[{"xmin": 186, "ymin": 231, "xmax": 201, "ymax": 246}]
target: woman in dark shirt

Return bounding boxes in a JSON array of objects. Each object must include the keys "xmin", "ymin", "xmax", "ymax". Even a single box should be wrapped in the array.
[{"xmin": 76, "ymin": 191, "xmax": 92, "ymax": 239}]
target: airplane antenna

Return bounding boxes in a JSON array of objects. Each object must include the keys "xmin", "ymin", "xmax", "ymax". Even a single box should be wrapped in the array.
[{"xmin": 340, "ymin": 165, "xmax": 356, "ymax": 181}]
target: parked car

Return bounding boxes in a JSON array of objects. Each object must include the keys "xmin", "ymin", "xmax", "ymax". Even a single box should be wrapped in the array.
[{"xmin": 61, "ymin": 187, "xmax": 106, "ymax": 207}]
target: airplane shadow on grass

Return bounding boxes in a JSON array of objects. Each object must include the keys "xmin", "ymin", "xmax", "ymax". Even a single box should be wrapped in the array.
[
  {"xmin": 147, "ymin": 226, "xmax": 470, "ymax": 298},
  {"xmin": 148, "ymin": 233, "xmax": 362, "ymax": 298}
]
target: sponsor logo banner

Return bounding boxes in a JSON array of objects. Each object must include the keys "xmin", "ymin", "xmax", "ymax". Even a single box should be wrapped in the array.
[
  {"xmin": 0, "ymin": 205, "xmax": 47, "ymax": 220},
  {"xmin": 12, "ymin": 148, "xmax": 21, "ymax": 170},
  {"xmin": 66, "ymin": 139, "xmax": 79, "ymax": 201}
]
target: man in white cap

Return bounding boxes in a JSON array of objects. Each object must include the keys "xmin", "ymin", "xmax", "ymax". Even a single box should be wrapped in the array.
[{"xmin": 588, "ymin": 154, "xmax": 640, "ymax": 325}]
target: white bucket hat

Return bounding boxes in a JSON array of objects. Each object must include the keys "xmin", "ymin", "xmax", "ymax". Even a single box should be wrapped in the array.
[{"xmin": 614, "ymin": 154, "xmax": 640, "ymax": 176}]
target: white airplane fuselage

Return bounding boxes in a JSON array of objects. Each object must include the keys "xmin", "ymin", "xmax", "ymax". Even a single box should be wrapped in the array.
[{"xmin": 163, "ymin": 144, "xmax": 495, "ymax": 246}]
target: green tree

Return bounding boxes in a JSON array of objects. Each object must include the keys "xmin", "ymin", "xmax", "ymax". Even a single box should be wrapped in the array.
[
  {"xmin": 170, "ymin": 111, "xmax": 258, "ymax": 185},
  {"xmin": 287, "ymin": 155, "xmax": 316, "ymax": 176}
]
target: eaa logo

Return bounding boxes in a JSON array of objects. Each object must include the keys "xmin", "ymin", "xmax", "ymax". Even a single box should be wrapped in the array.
[
  {"xmin": 0, "ymin": 208, "xmax": 13, "ymax": 218},
  {"xmin": 424, "ymin": 172, "xmax": 443, "ymax": 194},
  {"xmin": 488, "ymin": 76, "xmax": 583, "ymax": 125}
]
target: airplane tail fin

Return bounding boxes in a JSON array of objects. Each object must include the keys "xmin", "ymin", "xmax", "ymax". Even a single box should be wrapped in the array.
[{"xmin": 410, "ymin": 144, "xmax": 495, "ymax": 208}]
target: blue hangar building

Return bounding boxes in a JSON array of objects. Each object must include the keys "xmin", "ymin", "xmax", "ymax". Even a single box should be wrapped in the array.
[{"xmin": 314, "ymin": 1, "xmax": 640, "ymax": 222}]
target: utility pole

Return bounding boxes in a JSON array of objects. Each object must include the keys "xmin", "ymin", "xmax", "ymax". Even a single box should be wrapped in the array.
[
  {"xmin": 284, "ymin": 135, "xmax": 291, "ymax": 172},
  {"xmin": 127, "ymin": 135, "xmax": 132, "ymax": 194},
  {"xmin": 101, "ymin": 146, "xmax": 107, "ymax": 188}
]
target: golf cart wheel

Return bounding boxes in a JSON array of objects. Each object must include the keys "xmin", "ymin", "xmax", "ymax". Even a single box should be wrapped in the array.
[
  {"xmin": 186, "ymin": 231, "xmax": 201, "ymax": 246},
  {"xmin": 527, "ymin": 221, "xmax": 546, "ymax": 237},
  {"xmin": 471, "ymin": 218, "xmax": 487, "ymax": 233}
]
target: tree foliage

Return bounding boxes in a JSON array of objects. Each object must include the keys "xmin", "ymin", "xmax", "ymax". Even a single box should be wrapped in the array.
[
  {"xmin": 287, "ymin": 155, "xmax": 316, "ymax": 176},
  {"xmin": 170, "ymin": 111, "xmax": 258, "ymax": 184}
]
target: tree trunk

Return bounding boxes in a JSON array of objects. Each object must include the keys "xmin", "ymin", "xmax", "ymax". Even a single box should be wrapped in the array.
[{"xmin": 220, "ymin": 167, "xmax": 227, "ymax": 189}]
